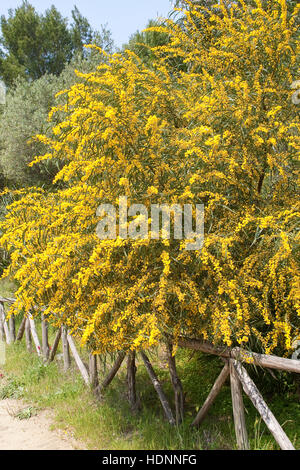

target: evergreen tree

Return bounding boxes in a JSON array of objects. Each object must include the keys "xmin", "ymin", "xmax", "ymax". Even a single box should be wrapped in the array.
[{"xmin": 0, "ymin": 1, "xmax": 113, "ymax": 87}]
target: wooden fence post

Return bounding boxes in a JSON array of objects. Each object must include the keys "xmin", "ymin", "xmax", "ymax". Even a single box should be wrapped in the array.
[
  {"xmin": 8, "ymin": 315, "xmax": 16, "ymax": 342},
  {"xmin": 230, "ymin": 359, "xmax": 250, "ymax": 450},
  {"xmin": 127, "ymin": 351, "xmax": 139, "ymax": 412},
  {"xmin": 41, "ymin": 313, "xmax": 50, "ymax": 359},
  {"xmin": 0, "ymin": 307, "xmax": 5, "ymax": 342},
  {"xmin": 232, "ymin": 360, "xmax": 295, "ymax": 450},
  {"xmin": 166, "ymin": 342, "xmax": 184, "ymax": 424},
  {"xmin": 141, "ymin": 351, "xmax": 176, "ymax": 426},
  {"xmin": 67, "ymin": 334, "xmax": 90, "ymax": 385},
  {"xmin": 25, "ymin": 318, "xmax": 32, "ymax": 353},
  {"xmin": 61, "ymin": 326, "xmax": 71, "ymax": 371},
  {"xmin": 89, "ymin": 353, "xmax": 99, "ymax": 393},
  {"xmin": 16, "ymin": 316, "xmax": 26, "ymax": 341},
  {"xmin": 0, "ymin": 302, "xmax": 11, "ymax": 345},
  {"xmin": 49, "ymin": 329, "xmax": 61, "ymax": 362},
  {"xmin": 28, "ymin": 316, "xmax": 42, "ymax": 356}
]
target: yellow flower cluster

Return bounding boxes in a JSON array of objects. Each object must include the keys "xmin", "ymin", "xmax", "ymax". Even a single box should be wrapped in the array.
[{"xmin": 0, "ymin": 1, "xmax": 299, "ymax": 355}]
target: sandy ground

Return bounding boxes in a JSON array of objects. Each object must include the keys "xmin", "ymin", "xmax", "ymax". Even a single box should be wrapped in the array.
[{"xmin": 0, "ymin": 398, "xmax": 84, "ymax": 450}]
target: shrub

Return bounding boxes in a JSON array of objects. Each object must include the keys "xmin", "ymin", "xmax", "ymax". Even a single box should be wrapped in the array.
[{"xmin": 1, "ymin": 1, "xmax": 299, "ymax": 356}]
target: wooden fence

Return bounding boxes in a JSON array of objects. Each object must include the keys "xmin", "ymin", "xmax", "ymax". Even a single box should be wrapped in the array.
[{"xmin": 0, "ymin": 295, "xmax": 299, "ymax": 450}]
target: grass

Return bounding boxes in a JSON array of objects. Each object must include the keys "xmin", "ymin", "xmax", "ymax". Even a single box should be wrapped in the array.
[
  {"xmin": 12, "ymin": 405, "xmax": 39, "ymax": 420},
  {"xmin": 0, "ymin": 277, "xmax": 16, "ymax": 299}
]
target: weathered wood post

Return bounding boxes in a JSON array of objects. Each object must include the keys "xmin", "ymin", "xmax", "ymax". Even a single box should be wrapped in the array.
[
  {"xmin": 229, "ymin": 359, "xmax": 250, "ymax": 450},
  {"xmin": 0, "ymin": 308, "xmax": 5, "ymax": 342},
  {"xmin": 41, "ymin": 313, "xmax": 50, "ymax": 359},
  {"xmin": 127, "ymin": 351, "xmax": 139, "ymax": 412},
  {"xmin": 177, "ymin": 336, "xmax": 300, "ymax": 373},
  {"xmin": 16, "ymin": 316, "xmax": 27, "ymax": 341},
  {"xmin": 28, "ymin": 315, "xmax": 42, "ymax": 356},
  {"xmin": 89, "ymin": 353, "xmax": 99, "ymax": 394},
  {"xmin": 67, "ymin": 333, "xmax": 90, "ymax": 385},
  {"xmin": 8, "ymin": 315, "xmax": 16, "ymax": 342},
  {"xmin": 232, "ymin": 360, "xmax": 295, "ymax": 450},
  {"xmin": 96, "ymin": 351, "xmax": 126, "ymax": 397},
  {"xmin": 0, "ymin": 302, "xmax": 10, "ymax": 344},
  {"xmin": 25, "ymin": 318, "xmax": 32, "ymax": 353},
  {"xmin": 61, "ymin": 326, "xmax": 71, "ymax": 371},
  {"xmin": 141, "ymin": 351, "xmax": 176, "ymax": 425},
  {"xmin": 166, "ymin": 342, "xmax": 184, "ymax": 424},
  {"xmin": 49, "ymin": 329, "xmax": 62, "ymax": 362}
]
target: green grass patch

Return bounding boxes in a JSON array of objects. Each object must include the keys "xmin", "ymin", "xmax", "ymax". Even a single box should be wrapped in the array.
[
  {"xmin": 0, "ymin": 277, "xmax": 16, "ymax": 299},
  {"xmin": 13, "ymin": 405, "xmax": 39, "ymax": 420}
]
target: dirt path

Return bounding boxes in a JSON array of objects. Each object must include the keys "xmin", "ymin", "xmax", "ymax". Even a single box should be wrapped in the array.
[{"xmin": 0, "ymin": 399, "xmax": 84, "ymax": 450}]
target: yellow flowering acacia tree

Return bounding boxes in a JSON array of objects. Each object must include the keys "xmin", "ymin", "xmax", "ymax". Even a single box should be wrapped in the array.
[{"xmin": 0, "ymin": 0, "xmax": 299, "ymax": 356}]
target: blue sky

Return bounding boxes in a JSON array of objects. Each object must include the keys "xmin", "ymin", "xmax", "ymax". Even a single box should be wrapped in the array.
[{"xmin": 0, "ymin": 0, "xmax": 174, "ymax": 48}]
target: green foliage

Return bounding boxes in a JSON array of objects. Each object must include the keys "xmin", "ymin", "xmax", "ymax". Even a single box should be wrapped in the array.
[
  {"xmin": 13, "ymin": 405, "xmax": 39, "ymax": 420},
  {"xmin": 70, "ymin": 5, "xmax": 93, "ymax": 52},
  {"xmin": 123, "ymin": 20, "xmax": 170, "ymax": 65},
  {"xmin": 0, "ymin": 74, "xmax": 63, "ymax": 187},
  {"xmin": 0, "ymin": 375, "xmax": 25, "ymax": 399},
  {"xmin": 0, "ymin": 2, "xmax": 70, "ymax": 85},
  {"xmin": 0, "ymin": 1, "xmax": 114, "ymax": 188},
  {"xmin": 0, "ymin": 53, "xmax": 111, "ymax": 188},
  {"xmin": 0, "ymin": 1, "xmax": 114, "ymax": 87}
]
